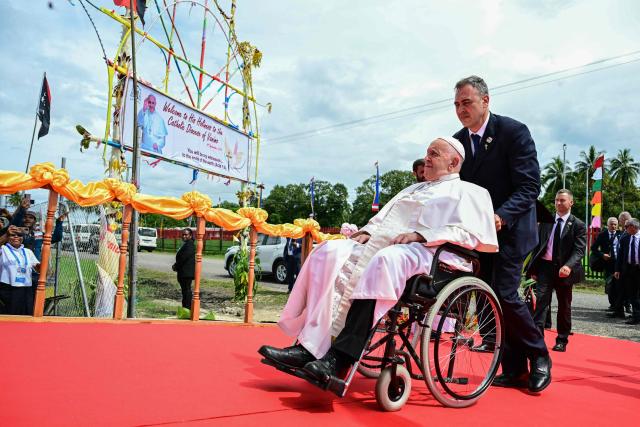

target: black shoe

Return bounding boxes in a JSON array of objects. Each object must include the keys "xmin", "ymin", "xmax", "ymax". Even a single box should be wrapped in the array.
[
  {"xmin": 625, "ymin": 318, "xmax": 640, "ymax": 325},
  {"xmin": 471, "ymin": 342, "xmax": 496, "ymax": 353},
  {"xmin": 606, "ymin": 312, "xmax": 626, "ymax": 319},
  {"xmin": 303, "ymin": 348, "xmax": 341, "ymax": 383},
  {"xmin": 492, "ymin": 372, "xmax": 528, "ymax": 388},
  {"xmin": 552, "ymin": 342, "xmax": 567, "ymax": 352},
  {"xmin": 258, "ymin": 344, "xmax": 315, "ymax": 369},
  {"xmin": 528, "ymin": 355, "xmax": 552, "ymax": 392}
]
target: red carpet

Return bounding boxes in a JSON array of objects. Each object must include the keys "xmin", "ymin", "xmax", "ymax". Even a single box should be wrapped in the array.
[{"xmin": 1, "ymin": 319, "xmax": 639, "ymax": 426}]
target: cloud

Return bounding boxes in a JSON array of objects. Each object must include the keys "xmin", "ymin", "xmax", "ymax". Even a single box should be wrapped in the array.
[{"xmin": 1, "ymin": 0, "xmax": 639, "ymax": 210}]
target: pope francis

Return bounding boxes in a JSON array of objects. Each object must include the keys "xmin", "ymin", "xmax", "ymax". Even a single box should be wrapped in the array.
[{"xmin": 259, "ymin": 136, "xmax": 499, "ymax": 383}]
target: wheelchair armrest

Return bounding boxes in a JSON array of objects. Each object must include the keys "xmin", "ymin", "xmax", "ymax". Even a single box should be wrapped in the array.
[{"xmin": 429, "ymin": 242, "xmax": 480, "ymax": 277}]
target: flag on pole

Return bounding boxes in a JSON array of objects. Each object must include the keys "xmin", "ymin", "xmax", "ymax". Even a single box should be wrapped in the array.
[
  {"xmin": 189, "ymin": 169, "xmax": 199, "ymax": 184},
  {"xmin": 113, "ymin": 0, "xmax": 147, "ymax": 25},
  {"xmin": 590, "ymin": 154, "xmax": 604, "ymax": 229},
  {"xmin": 309, "ymin": 177, "xmax": 315, "ymax": 217},
  {"xmin": 371, "ymin": 162, "xmax": 380, "ymax": 212},
  {"xmin": 37, "ymin": 74, "xmax": 51, "ymax": 139}
]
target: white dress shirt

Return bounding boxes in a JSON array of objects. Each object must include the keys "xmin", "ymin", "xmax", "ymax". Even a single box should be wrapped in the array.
[
  {"xmin": 542, "ymin": 212, "xmax": 571, "ymax": 261},
  {"xmin": 467, "ymin": 113, "xmax": 491, "ymax": 156}
]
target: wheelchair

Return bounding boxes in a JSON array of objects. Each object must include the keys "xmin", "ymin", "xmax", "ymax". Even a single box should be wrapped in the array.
[{"xmin": 264, "ymin": 243, "xmax": 504, "ymax": 411}]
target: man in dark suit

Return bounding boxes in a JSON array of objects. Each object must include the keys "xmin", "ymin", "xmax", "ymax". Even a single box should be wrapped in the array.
[
  {"xmin": 453, "ymin": 75, "xmax": 551, "ymax": 392},
  {"xmin": 608, "ymin": 211, "xmax": 633, "ymax": 317},
  {"xmin": 614, "ymin": 218, "xmax": 640, "ymax": 325},
  {"xmin": 173, "ymin": 228, "xmax": 196, "ymax": 309},
  {"xmin": 591, "ymin": 217, "xmax": 620, "ymax": 311},
  {"xmin": 528, "ymin": 190, "xmax": 586, "ymax": 352}
]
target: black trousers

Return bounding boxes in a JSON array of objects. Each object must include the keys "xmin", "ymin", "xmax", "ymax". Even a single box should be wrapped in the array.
[
  {"xmin": 622, "ymin": 266, "xmax": 640, "ymax": 320},
  {"xmin": 333, "ymin": 299, "xmax": 377, "ymax": 362},
  {"xmin": 178, "ymin": 277, "xmax": 193, "ymax": 309},
  {"xmin": 286, "ymin": 257, "xmax": 300, "ymax": 292},
  {"xmin": 533, "ymin": 260, "xmax": 573, "ymax": 344},
  {"xmin": 0, "ymin": 282, "xmax": 11, "ymax": 314},
  {"xmin": 487, "ymin": 252, "xmax": 548, "ymax": 376}
]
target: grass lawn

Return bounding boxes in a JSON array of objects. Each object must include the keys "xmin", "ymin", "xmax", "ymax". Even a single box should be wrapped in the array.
[{"xmin": 135, "ymin": 268, "xmax": 288, "ymax": 321}]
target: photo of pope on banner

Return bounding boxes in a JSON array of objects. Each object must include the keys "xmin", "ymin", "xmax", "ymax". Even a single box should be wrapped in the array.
[{"xmin": 260, "ymin": 136, "xmax": 498, "ymax": 370}]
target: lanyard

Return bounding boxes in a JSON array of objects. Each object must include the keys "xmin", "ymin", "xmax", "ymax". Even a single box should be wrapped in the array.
[{"xmin": 6, "ymin": 245, "xmax": 27, "ymax": 270}]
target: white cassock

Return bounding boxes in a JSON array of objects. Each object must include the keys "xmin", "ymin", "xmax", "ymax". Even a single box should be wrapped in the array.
[{"xmin": 278, "ymin": 173, "xmax": 499, "ymax": 358}]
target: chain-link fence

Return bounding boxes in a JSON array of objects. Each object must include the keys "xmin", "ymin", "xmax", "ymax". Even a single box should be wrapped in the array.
[{"xmin": 41, "ymin": 200, "xmax": 124, "ymax": 317}]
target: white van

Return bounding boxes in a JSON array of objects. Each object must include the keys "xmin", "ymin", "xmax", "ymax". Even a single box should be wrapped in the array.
[{"xmin": 138, "ymin": 227, "xmax": 158, "ymax": 252}]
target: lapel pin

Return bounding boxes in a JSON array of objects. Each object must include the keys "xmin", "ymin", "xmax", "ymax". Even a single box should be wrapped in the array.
[{"xmin": 484, "ymin": 137, "xmax": 493, "ymax": 150}]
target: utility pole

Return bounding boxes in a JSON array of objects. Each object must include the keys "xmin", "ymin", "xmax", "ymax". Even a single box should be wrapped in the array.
[{"xmin": 127, "ymin": 3, "xmax": 141, "ymax": 318}]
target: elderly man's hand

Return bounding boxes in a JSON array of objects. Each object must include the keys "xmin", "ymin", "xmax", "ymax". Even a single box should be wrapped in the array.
[
  {"xmin": 351, "ymin": 232, "xmax": 370, "ymax": 244},
  {"xmin": 494, "ymin": 214, "xmax": 503, "ymax": 232},
  {"xmin": 614, "ymin": 272, "xmax": 620, "ymax": 280},
  {"xmin": 391, "ymin": 232, "xmax": 425, "ymax": 245}
]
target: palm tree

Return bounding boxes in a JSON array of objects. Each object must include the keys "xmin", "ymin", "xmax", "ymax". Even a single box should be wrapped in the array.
[
  {"xmin": 609, "ymin": 148, "xmax": 640, "ymax": 210},
  {"xmin": 542, "ymin": 156, "xmax": 571, "ymax": 194},
  {"xmin": 573, "ymin": 145, "xmax": 604, "ymax": 183}
]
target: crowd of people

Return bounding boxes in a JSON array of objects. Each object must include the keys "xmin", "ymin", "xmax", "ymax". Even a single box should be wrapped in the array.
[
  {"xmin": 0, "ymin": 195, "xmax": 65, "ymax": 315},
  {"xmin": 593, "ymin": 212, "xmax": 640, "ymax": 324}
]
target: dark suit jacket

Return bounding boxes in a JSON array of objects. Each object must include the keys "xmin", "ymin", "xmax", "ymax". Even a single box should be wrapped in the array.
[
  {"xmin": 616, "ymin": 233, "xmax": 640, "ymax": 274},
  {"xmin": 175, "ymin": 239, "xmax": 196, "ymax": 279},
  {"xmin": 591, "ymin": 230, "xmax": 620, "ymax": 273},
  {"xmin": 454, "ymin": 112, "xmax": 540, "ymax": 257},
  {"xmin": 528, "ymin": 214, "xmax": 587, "ymax": 286}
]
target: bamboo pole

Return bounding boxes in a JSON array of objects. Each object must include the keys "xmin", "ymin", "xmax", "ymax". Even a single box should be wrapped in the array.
[
  {"xmin": 300, "ymin": 232, "xmax": 313, "ymax": 266},
  {"xmin": 33, "ymin": 189, "xmax": 59, "ymax": 317},
  {"xmin": 114, "ymin": 205, "xmax": 132, "ymax": 319},
  {"xmin": 244, "ymin": 226, "xmax": 257, "ymax": 323},
  {"xmin": 98, "ymin": 7, "xmax": 257, "ymax": 103},
  {"xmin": 190, "ymin": 216, "xmax": 205, "ymax": 321}
]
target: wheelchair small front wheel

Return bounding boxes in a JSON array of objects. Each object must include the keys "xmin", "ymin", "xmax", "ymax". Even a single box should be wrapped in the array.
[{"xmin": 375, "ymin": 365, "xmax": 412, "ymax": 412}]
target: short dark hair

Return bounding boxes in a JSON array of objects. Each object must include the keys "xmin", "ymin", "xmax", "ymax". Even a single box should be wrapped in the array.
[
  {"xmin": 454, "ymin": 75, "xmax": 489, "ymax": 97},
  {"xmin": 182, "ymin": 228, "xmax": 193, "ymax": 238},
  {"xmin": 412, "ymin": 158, "xmax": 425, "ymax": 173},
  {"xmin": 556, "ymin": 189, "xmax": 574, "ymax": 199}
]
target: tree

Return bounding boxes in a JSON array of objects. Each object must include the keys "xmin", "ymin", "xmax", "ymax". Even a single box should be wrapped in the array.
[
  {"xmin": 263, "ymin": 181, "xmax": 350, "ymax": 227},
  {"xmin": 573, "ymin": 145, "xmax": 603, "ymax": 185},
  {"xmin": 262, "ymin": 183, "xmax": 310, "ymax": 225},
  {"xmin": 311, "ymin": 181, "xmax": 350, "ymax": 227},
  {"xmin": 541, "ymin": 156, "xmax": 572, "ymax": 195},
  {"xmin": 350, "ymin": 170, "xmax": 415, "ymax": 226},
  {"xmin": 609, "ymin": 148, "xmax": 640, "ymax": 210}
]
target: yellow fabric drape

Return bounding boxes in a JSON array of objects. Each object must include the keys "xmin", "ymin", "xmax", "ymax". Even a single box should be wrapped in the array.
[{"xmin": 0, "ymin": 163, "xmax": 345, "ymax": 242}]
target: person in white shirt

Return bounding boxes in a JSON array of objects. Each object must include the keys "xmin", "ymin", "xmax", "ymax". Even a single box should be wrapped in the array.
[
  {"xmin": 259, "ymin": 136, "xmax": 499, "ymax": 381},
  {"xmin": 0, "ymin": 230, "xmax": 41, "ymax": 315}
]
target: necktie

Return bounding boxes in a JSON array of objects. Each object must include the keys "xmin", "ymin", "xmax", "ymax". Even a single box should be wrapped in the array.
[
  {"xmin": 631, "ymin": 236, "xmax": 638, "ymax": 265},
  {"xmin": 552, "ymin": 217, "xmax": 563, "ymax": 264},
  {"xmin": 471, "ymin": 134, "xmax": 481, "ymax": 158}
]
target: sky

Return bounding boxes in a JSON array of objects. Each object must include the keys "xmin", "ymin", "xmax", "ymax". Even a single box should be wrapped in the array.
[{"xmin": 1, "ymin": 0, "xmax": 639, "ymax": 207}]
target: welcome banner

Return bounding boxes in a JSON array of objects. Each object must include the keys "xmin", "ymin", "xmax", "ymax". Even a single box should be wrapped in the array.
[{"xmin": 120, "ymin": 79, "xmax": 252, "ymax": 182}]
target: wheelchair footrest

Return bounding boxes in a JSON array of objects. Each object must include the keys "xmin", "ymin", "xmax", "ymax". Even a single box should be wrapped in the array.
[{"xmin": 260, "ymin": 358, "xmax": 348, "ymax": 397}]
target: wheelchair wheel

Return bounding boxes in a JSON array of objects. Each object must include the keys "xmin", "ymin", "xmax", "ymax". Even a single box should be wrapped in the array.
[
  {"xmin": 358, "ymin": 315, "xmax": 423, "ymax": 379},
  {"xmin": 375, "ymin": 365, "xmax": 412, "ymax": 412},
  {"xmin": 421, "ymin": 277, "xmax": 503, "ymax": 408}
]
